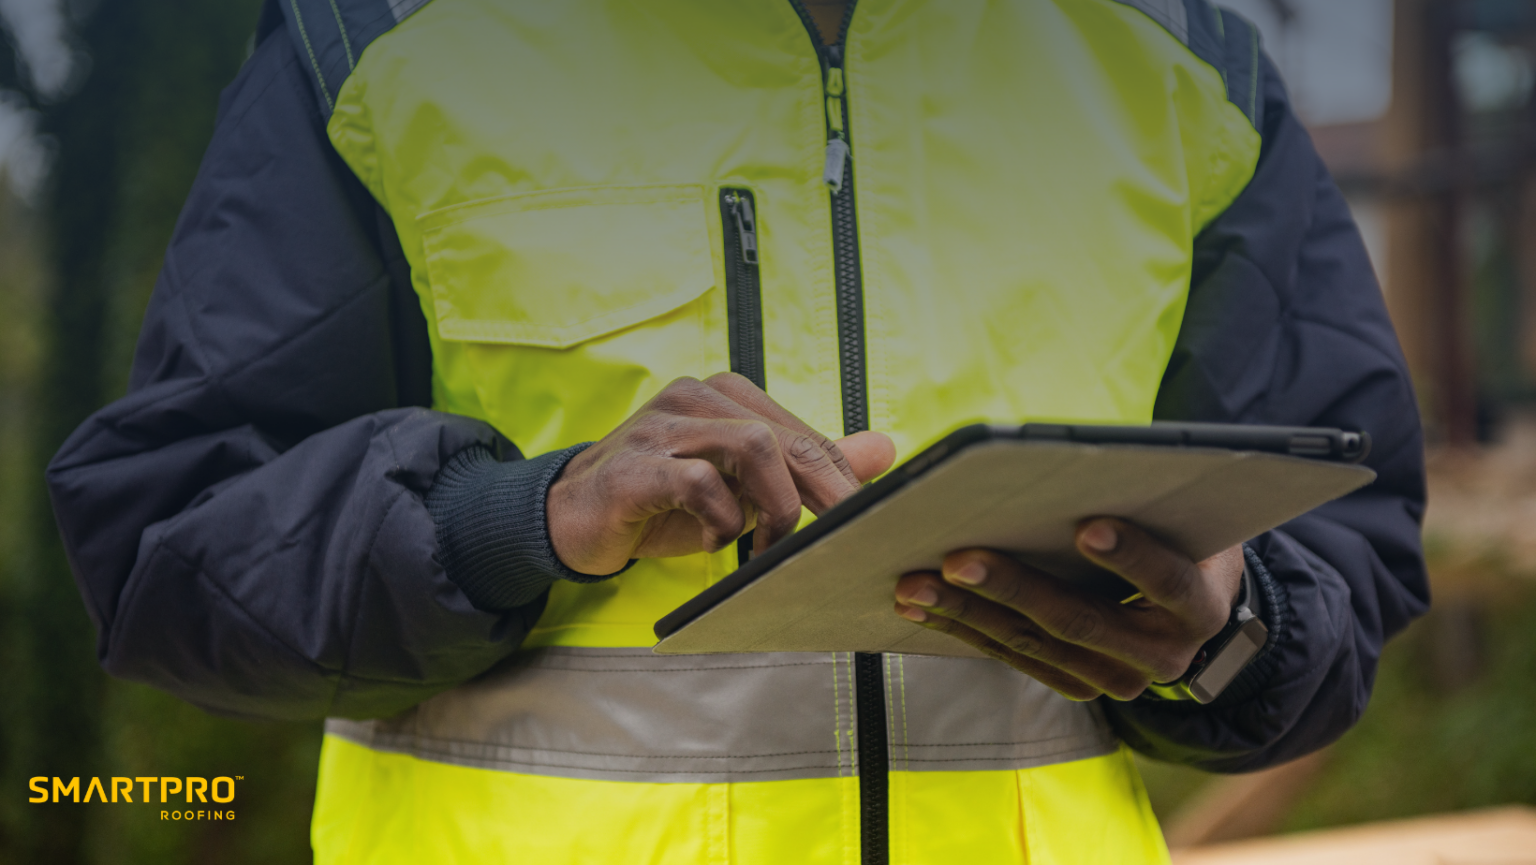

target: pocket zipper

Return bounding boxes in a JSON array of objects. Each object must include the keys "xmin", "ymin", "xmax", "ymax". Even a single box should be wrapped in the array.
[
  {"xmin": 721, "ymin": 189, "xmax": 764, "ymax": 390},
  {"xmin": 721, "ymin": 188, "xmax": 766, "ymax": 567}
]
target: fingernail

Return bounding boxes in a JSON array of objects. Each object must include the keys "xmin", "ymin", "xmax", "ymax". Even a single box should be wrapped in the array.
[
  {"xmin": 949, "ymin": 560, "xmax": 987, "ymax": 586},
  {"xmin": 900, "ymin": 585, "xmax": 939, "ymax": 607},
  {"xmin": 1082, "ymin": 521, "xmax": 1118, "ymax": 553},
  {"xmin": 897, "ymin": 605, "xmax": 928, "ymax": 623}
]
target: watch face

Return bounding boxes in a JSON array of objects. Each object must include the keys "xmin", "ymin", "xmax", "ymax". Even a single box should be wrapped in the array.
[{"xmin": 1190, "ymin": 617, "xmax": 1270, "ymax": 703}]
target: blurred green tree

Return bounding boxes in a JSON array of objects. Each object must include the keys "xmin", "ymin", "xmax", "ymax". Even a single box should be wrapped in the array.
[{"xmin": 2, "ymin": 2, "xmax": 322, "ymax": 862}]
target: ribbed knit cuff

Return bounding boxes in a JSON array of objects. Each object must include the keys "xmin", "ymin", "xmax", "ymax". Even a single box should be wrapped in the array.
[{"xmin": 425, "ymin": 442, "xmax": 626, "ymax": 611}]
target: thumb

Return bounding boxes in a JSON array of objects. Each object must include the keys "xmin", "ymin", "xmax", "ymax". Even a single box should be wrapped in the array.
[{"xmin": 834, "ymin": 431, "xmax": 897, "ymax": 483}]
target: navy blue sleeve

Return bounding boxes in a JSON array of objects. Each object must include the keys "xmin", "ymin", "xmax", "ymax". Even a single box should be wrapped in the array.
[
  {"xmin": 44, "ymin": 24, "xmax": 567, "ymax": 721},
  {"xmin": 1106, "ymin": 54, "xmax": 1430, "ymax": 771}
]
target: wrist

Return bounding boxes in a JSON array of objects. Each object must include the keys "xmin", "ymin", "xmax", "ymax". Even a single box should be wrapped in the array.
[
  {"xmin": 1144, "ymin": 550, "xmax": 1273, "ymax": 704},
  {"xmin": 426, "ymin": 442, "xmax": 620, "ymax": 612},
  {"xmin": 545, "ymin": 446, "xmax": 633, "ymax": 577}
]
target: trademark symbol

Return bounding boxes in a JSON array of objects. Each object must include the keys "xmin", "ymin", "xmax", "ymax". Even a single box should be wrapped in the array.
[{"xmin": 235, "ymin": 776, "xmax": 243, "ymax": 781}]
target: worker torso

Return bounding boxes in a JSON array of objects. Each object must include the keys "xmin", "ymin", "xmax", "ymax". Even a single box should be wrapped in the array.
[{"xmin": 312, "ymin": 1, "xmax": 1260, "ymax": 861}]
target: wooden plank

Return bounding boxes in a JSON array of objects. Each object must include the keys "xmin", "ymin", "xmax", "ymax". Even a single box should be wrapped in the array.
[
  {"xmin": 1172, "ymin": 806, "xmax": 1536, "ymax": 865},
  {"xmin": 1163, "ymin": 752, "xmax": 1329, "ymax": 848}
]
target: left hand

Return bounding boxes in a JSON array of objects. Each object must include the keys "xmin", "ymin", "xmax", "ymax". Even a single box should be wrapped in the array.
[{"xmin": 892, "ymin": 518, "xmax": 1244, "ymax": 701}]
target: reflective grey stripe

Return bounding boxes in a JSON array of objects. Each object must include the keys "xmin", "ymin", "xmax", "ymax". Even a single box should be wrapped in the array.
[
  {"xmin": 330, "ymin": 649, "xmax": 856, "ymax": 783},
  {"xmin": 388, "ymin": 0, "xmax": 431, "ymax": 22},
  {"xmin": 882, "ymin": 654, "xmax": 1118, "ymax": 772},
  {"xmin": 328, "ymin": 648, "xmax": 1116, "ymax": 784},
  {"xmin": 1112, "ymin": 0, "xmax": 1190, "ymax": 44}
]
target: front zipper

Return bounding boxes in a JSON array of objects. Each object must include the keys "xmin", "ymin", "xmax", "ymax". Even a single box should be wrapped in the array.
[
  {"xmin": 818, "ymin": 45, "xmax": 869, "ymax": 439},
  {"xmin": 721, "ymin": 188, "xmax": 766, "ymax": 567},
  {"xmin": 785, "ymin": 3, "xmax": 886, "ymax": 864}
]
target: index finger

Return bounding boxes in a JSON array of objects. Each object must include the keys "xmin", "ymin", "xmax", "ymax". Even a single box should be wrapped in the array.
[
  {"xmin": 658, "ymin": 374, "xmax": 859, "ymax": 515},
  {"xmin": 702, "ymin": 372, "xmax": 861, "ymax": 488}
]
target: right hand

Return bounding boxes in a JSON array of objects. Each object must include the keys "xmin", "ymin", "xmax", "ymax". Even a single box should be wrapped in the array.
[{"xmin": 547, "ymin": 373, "xmax": 896, "ymax": 575}]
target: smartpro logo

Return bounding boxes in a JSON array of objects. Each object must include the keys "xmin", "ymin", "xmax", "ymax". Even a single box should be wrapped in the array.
[{"xmin": 29, "ymin": 776, "xmax": 240, "ymax": 821}]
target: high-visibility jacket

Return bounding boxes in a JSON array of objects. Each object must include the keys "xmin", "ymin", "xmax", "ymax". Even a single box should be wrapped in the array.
[
  {"xmin": 46, "ymin": 0, "xmax": 1431, "ymax": 861},
  {"xmin": 303, "ymin": 1, "xmax": 1261, "ymax": 862}
]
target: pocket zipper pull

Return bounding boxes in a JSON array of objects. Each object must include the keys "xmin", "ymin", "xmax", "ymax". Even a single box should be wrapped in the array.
[{"xmin": 726, "ymin": 192, "xmax": 759, "ymax": 265}]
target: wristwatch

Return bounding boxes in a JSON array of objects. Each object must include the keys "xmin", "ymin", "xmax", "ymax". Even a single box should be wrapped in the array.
[{"xmin": 1143, "ymin": 564, "xmax": 1270, "ymax": 704}]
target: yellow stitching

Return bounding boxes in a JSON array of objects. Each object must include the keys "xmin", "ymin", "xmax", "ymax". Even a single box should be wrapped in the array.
[
  {"xmin": 897, "ymin": 654, "xmax": 909, "ymax": 771},
  {"xmin": 288, "ymin": 0, "xmax": 334, "ymax": 110},
  {"xmin": 1246, "ymin": 21, "xmax": 1260, "ymax": 120},
  {"xmin": 832, "ymin": 652, "xmax": 844, "ymax": 776},
  {"xmin": 846, "ymin": 652, "xmax": 856, "ymax": 775},
  {"xmin": 843, "ymin": 653, "xmax": 858, "ymax": 865},
  {"xmin": 708, "ymin": 784, "xmax": 728, "ymax": 865},
  {"xmin": 326, "ymin": 0, "xmax": 356, "ymax": 70},
  {"xmin": 883, "ymin": 654, "xmax": 896, "ymax": 769}
]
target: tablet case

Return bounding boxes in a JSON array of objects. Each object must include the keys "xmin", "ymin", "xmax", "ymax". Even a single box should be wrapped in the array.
[{"xmin": 652, "ymin": 439, "xmax": 1374, "ymax": 658}]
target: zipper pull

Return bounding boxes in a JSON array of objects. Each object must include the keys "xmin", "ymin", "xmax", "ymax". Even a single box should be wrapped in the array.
[
  {"xmin": 726, "ymin": 191, "xmax": 759, "ymax": 265},
  {"xmin": 823, "ymin": 139, "xmax": 849, "ymax": 195},
  {"xmin": 823, "ymin": 64, "xmax": 850, "ymax": 194}
]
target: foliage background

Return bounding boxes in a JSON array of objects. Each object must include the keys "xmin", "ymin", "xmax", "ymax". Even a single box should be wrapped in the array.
[
  {"xmin": 0, "ymin": 3, "xmax": 321, "ymax": 863},
  {"xmin": 0, "ymin": 2, "xmax": 1532, "ymax": 863}
]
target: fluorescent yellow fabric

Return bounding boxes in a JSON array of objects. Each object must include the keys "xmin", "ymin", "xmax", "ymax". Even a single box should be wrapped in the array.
[
  {"xmin": 890, "ymin": 747, "xmax": 1168, "ymax": 864},
  {"xmin": 326, "ymin": 0, "xmax": 1259, "ymax": 649},
  {"xmin": 849, "ymin": 0, "xmax": 1259, "ymax": 443},
  {"xmin": 317, "ymin": 0, "xmax": 1258, "ymax": 862},
  {"xmin": 314, "ymin": 735, "xmax": 1167, "ymax": 865}
]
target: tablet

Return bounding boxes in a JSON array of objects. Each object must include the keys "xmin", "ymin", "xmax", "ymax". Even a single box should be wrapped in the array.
[{"xmin": 651, "ymin": 422, "xmax": 1374, "ymax": 658}]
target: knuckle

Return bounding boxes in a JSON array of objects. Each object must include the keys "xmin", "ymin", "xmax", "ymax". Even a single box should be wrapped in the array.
[
  {"xmin": 704, "ymin": 371, "xmax": 751, "ymax": 390},
  {"xmin": 925, "ymin": 614, "xmax": 962, "ymax": 637},
  {"xmin": 818, "ymin": 439, "xmax": 857, "ymax": 482},
  {"xmin": 676, "ymin": 461, "xmax": 721, "ymax": 501},
  {"xmin": 1059, "ymin": 608, "xmax": 1105, "ymax": 645},
  {"xmin": 982, "ymin": 645, "xmax": 1019, "ymax": 667},
  {"xmin": 820, "ymin": 436, "xmax": 851, "ymax": 464},
  {"xmin": 939, "ymin": 589, "xmax": 973, "ymax": 621},
  {"xmin": 629, "ymin": 417, "xmax": 668, "ymax": 450},
  {"xmin": 657, "ymin": 377, "xmax": 711, "ymax": 413},
  {"xmin": 660, "ymin": 376, "xmax": 703, "ymax": 399},
  {"xmin": 783, "ymin": 433, "xmax": 825, "ymax": 468},
  {"xmin": 739, "ymin": 421, "xmax": 779, "ymax": 457},
  {"xmin": 988, "ymin": 568, "xmax": 1026, "ymax": 606},
  {"xmin": 999, "ymin": 624, "xmax": 1045, "ymax": 657}
]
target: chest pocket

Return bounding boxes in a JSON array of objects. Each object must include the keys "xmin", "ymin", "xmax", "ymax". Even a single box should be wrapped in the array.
[{"xmin": 419, "ymin": 185, "xmax": 727, "ymax": 454}]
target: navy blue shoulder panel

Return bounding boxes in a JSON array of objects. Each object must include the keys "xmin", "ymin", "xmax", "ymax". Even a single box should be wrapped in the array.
[
  {"xmin": 1192, "ymin": 2, "xmax": 1264, "ymax": 130},
  {"xmin": 276, "ymin": 0, "xmax": 431, "ymax": 114},
  {"xmin": 288, "ymin": 0, "xmax": 1261, "ymax": 127},
  {"xmin": 1114, "ymin": 0, "xmax": 1264, "ymax": 129}
]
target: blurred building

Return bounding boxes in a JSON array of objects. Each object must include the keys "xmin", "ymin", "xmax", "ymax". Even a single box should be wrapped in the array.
[{"xmin": 1236, "ymin": 0, "xmax": 1536, "ymax": 445}]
